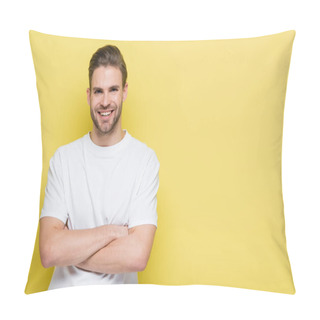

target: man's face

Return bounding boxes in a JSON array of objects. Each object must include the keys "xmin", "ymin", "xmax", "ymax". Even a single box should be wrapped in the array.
[{"xmin": 87, "ymin": 66, "xmax": 128, "ymax": 136}]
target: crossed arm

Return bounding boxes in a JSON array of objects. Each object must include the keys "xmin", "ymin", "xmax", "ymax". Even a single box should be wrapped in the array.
[{"xmin": 39, "ymin": 216, "xmax": 156, "ymax": 274}]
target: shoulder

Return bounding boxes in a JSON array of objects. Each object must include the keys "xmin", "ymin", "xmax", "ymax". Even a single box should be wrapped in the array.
[
  {"xmin": 51, "ymin": 134, "xmax": 87, "ymax": 163},
  {"xmin": 128, "ymin": 134, "xmax": 160, "ymax": 167}
]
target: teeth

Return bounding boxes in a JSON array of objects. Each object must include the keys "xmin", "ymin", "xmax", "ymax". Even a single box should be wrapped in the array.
[{"xmin": 100, "ymin": 111, "xmax": 111, "ymax": 116}]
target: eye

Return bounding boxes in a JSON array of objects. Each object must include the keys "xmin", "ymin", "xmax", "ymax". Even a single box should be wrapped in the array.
[
  {"xmin": 111, "ymin": 88, "xmax": 119, "ymax": 92},
  {"xmin": 94, "ymin": 89, "xmax": 103, "ymax": 94}
]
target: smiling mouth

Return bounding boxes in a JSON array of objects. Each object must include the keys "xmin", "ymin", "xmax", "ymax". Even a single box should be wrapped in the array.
[
  {"xmin": 100, "ymin": 111, "xmax": 111, "ymax": 116},
  {"xmin": 98, "ymin": 110, "xmax": 114, "ymax": 119}
]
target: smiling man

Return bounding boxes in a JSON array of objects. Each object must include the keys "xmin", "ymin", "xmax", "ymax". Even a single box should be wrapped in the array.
[{"xmin": 39, "ymin": 45, "xmax": 160, "ymax": 290}]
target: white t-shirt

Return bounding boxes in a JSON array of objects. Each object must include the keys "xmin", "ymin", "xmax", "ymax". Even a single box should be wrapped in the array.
[{"xmin": 40, "ymin": 130, "xmax": 160, "ymax": 290}]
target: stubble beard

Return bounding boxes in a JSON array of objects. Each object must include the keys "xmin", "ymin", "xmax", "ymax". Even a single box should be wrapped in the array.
[{"xmin": 90, "ymin": 102, "xmax": 123, "ymax": 136}]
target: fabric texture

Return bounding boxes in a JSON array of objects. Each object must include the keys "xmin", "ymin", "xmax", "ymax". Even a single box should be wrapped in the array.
[
  {"xmin": 41, "ymin": 130, "xmax": 158, "ymax": 289},
  {"xmin": 26, "ymin": 30, "xmax": 296, "ymax": 294}
]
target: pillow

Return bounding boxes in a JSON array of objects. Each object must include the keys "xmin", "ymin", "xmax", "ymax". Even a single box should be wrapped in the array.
[{"xmin": 25, "ymin": 30, "xmax": 296, "ymax": 294}]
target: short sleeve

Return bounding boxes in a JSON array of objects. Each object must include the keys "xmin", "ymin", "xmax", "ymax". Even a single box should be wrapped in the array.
[
  {"xmin": 40, "ymin": 148, "xmax": 68, "ymax": 224},
  {"xmin": 128, "ymin": 150, "xmax": 160, "ymax": 228}
]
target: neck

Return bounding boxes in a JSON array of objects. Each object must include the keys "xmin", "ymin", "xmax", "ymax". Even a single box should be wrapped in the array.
[{"xmin": 90, "ymin": 127, "xmax": 125, "ymax": 147}]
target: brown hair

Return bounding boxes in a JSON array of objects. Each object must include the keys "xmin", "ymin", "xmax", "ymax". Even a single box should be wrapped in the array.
[{"xmin": 88, "ymin": 45, "xmax": 127, "ymax": 88}]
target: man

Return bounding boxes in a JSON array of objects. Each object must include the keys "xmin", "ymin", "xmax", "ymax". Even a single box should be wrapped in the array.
[{"xmin": 39, "ymin": 45, "xmax": 159, "ymax": 290}]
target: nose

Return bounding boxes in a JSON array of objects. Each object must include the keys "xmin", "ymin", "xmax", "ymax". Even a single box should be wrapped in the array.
[{"xmin": 101, "ymin": 92, "xmax": 111, "ymax": 107}]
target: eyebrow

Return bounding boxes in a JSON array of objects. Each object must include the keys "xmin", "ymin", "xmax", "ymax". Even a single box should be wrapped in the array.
[
  {"xmin": 92, "ymin": 85, "xmax": 120, "ymax": 91},
  {"xmin": 109, "ymin": 85, "xmax": 120, "ymax": 90}
]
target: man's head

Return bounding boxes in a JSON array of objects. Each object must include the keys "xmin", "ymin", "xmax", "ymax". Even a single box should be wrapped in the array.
[
  {"xmin": 87, "ymin": 45, "xmax": 128, "ymax": 142},
  {"xmin": 88, "ymin": 45, "xmax": 127, "ymax": 89}
]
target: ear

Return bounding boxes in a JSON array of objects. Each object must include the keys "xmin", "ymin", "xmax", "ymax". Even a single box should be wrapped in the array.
[
  {"xmin": 86, "ymin": 88, "xmax": 91, "ymax": 105},
  {"xmin": 123, "ymin": 83, "xmax": 128, "ymax": 102}
]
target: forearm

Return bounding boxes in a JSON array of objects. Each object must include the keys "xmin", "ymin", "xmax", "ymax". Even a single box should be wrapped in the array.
[
  {"xmin": 44, "ymin": 227, "xmax": 112, "ymax": 267},
  {"xmin": 77, "ymin": 225, "xmax": 156, "ymax": 274},
  {"xmin": 40, "ymin": 218, "xmax": 126, "ymax": 268}
]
